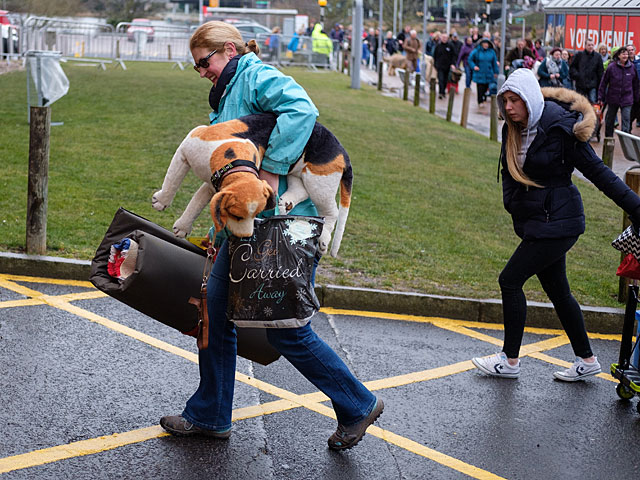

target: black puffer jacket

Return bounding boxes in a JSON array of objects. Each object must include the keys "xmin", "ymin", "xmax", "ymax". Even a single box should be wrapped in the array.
[
  {"xmin": 569, "ymin": 49, "xmax": 604, "ymax": 91},
  {"xmin": 501, "ymin": 94, "xmax": 640, "ymax": 240}
]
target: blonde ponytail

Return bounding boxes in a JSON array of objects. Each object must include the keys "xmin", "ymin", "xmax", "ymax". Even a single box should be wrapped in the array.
[{"xmin": 504, "ymin": 117, "xmax": 542, "ymax": 188}]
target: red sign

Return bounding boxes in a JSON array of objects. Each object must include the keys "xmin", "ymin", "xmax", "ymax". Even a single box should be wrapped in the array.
[{"xmin": 565, "ymin": 14, "xmax": 637, "ymax": 50}]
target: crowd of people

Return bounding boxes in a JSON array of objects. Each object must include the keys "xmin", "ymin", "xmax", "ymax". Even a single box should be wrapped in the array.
[{"xmin": 367, "ymin": 25, "xmax": 640, "ymax": 137}]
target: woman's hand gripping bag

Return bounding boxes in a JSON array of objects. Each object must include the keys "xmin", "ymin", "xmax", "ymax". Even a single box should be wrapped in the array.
[{"xmin": 227, "ymin": 216, "xmax": 323, "ymax": 328}]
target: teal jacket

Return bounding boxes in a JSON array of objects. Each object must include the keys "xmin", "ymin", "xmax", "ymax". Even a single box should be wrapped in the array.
[{"xmin": 209, "ymin": 53, "xmax": 319, "ymax": 218}]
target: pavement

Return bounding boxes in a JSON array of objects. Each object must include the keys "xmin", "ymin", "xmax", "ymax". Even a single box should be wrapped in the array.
[{"xmin": 1, "ymin": 273, "xmax": 640, "ymax": 479}]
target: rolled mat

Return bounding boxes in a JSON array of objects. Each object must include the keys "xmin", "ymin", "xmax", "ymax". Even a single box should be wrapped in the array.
[{"xmin": 90, "ymin": 207, "xmax": 281, "ymax": 366}]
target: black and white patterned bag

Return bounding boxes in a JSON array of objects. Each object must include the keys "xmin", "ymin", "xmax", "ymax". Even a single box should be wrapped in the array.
[
  {"xmin": 612, "ymin": 225, "xmax": 640, "ymax": 262},
  {"xmin": 227, "ymin": 215, "xmax": 323, "ymax": 328}
]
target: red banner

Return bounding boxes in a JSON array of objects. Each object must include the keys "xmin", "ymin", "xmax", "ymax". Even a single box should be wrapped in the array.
[{"xmin": 565, "ymin": 14, "xmax": 637, "ymax": 50}]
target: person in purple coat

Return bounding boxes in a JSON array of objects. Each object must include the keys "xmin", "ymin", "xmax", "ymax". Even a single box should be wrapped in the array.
[
  {"xmin": 598, "ymin": 47, "xmax": 640, "ymax": 137},
  {"xmin": 457, "ymin": 36, "xmax": 475, "ymax": 88}
]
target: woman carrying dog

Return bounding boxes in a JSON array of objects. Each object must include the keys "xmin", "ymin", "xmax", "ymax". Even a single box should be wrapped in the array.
[
  {"xmin": 472, "ymin": 68, "xmax": 640, "ymax": 381},
  {"xmin": 160, "ymin": 21, "xmax": 382, "ymax": 451}
]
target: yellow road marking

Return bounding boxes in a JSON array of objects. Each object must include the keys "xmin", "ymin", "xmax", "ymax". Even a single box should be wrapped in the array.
[
  {"xmin": 321, "ymin": 307, "xmax": 625, "ymax": 341},
  {"xmin": 0, "ymin": 274, "xmax": 94, "ymax": 288},
  {"xmin": 0, "ymin": 426, "xmax": 168, "ymax": 474},
  {"xmin": 368, "ymin": 426, "xmax": 507, "ymax": 480},
  {"xmin": 0, "ymin": 277, "xmax": 46, "ymax": 298},
  {"xmin": 0, "ymin": 298, "xmax": 44, "ymax": 309}
]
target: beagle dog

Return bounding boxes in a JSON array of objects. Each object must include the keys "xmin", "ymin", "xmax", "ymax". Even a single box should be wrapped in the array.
[{"xmin": 152, "ymin": 114, "xmax": 352, "ymax": 257}]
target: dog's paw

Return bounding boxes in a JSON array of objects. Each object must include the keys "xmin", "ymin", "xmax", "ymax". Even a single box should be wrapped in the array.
[
  {"xmin": 172, "ymin": 220, "xmax": 191, "ymax": 238},
  {"xmin": 151, "ymin": 191, "xmax": 168, "ymax": 211},
  {"xmin": 318, "ymin": 231, "xmax": 331, "ymax": 256}
]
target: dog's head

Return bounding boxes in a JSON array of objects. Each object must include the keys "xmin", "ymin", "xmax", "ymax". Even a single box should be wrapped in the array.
[
  {"xmin": 208, "ymin": 141, "xmax": 275, "ymax": 236},
  {"xmin": 210, "ymin": 176, "xmax": 275, "ymax": 236}
]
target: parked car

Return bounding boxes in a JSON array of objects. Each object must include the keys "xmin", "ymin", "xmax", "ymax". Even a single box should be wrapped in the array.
[
  {"xmin": 127, "ymin": 18, "xmax": 154, "ymax": 42},
  {"xmin": 234, "ymin": 22, "xmax": 271, "ymax": 41},
  {"xmin": 0, "ymin": 10, "xmax": 19, "ymax": 53}
]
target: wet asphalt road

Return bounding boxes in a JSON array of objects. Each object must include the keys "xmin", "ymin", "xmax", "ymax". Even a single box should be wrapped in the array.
[{"xmin": 1, "ymin": 273, "xmax": 640, "ymax": 480}]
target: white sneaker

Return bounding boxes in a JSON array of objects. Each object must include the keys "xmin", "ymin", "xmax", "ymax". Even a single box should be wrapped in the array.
[
  {"xmin": 553, "ymin": 357, "xmax": 601, "ymax": 382},
  {"xmin": 472, "ymin": 352, "xmax": 520, "ymax": 379}
]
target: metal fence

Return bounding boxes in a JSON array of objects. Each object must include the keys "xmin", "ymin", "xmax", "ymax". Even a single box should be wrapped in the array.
[
  {"xmin": 114, "ymin": 22, "xmax": 192, "ymax": 65},
  {"xmin": 254, "ymin": 33, "xmax": 341, "ymax": 70},
  {"xmin": 8, "ymin": 16, "xmax": 344, "ymax": 72}
]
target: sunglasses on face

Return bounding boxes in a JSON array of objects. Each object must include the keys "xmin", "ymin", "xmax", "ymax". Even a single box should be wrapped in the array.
[{"xmin": 193, "ymin": 49, "xmax": 217, "ymax": 72}]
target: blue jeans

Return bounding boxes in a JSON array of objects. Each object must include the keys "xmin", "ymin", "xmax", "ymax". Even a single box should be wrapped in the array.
[
  {"xmin": 183, "ymin": 240, "xmax": 376, "ymax": 431},
  {"xmin": 464, "ymin": 63, "xmax": 472, "ymax": 88},
  {"xmin": 605, "ymin": 104, "xmax": 631, "ymax": 137},
  {"xmin": 577, "ymin": 87, "xmax": 597, "ymax": 104}
]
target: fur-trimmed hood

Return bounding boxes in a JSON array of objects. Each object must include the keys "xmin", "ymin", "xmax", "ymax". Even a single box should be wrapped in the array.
[
  {"xmin": 497, "ymin": 68, "xmax": 596, "ymax": 143},
  {"xmin": 540, "ymin": 86, "xmax": 597, "ymax": 142}
]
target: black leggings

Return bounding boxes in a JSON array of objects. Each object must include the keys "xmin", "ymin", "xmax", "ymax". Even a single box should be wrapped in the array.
[
  {"xmin": 499, "ymin": 237, "xmax": 593, "ymax": 359},
  {"xmin": 476, "ymin": 83, "xmax": 489, "ymax": 104},
  {"xmin": 437, "ymin": 68, "xmax": 448, "ymax": 95}
]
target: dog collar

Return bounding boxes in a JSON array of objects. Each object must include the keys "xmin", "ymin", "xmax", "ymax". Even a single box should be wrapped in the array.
[{"xmin": 210, "ymin": 160, "xmax": 260, "ymax": 192}]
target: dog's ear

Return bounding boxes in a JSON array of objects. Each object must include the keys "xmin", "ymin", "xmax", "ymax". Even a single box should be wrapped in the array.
[
  {"xmin": 262, "ymin": 180, "xmax": 276, "ymax": 211},
  {"xmin": 210, "ymin": 191, "xmax": 228, "ymax": 232}
]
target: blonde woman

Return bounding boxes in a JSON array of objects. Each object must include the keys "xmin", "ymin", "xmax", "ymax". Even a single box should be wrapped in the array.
[
  {"xmin": 472, "ymin": 68, "xmax": 640, "ymax": 381},
  {"xmin": 160, "ymin": 21, "xmax": 382, "ymax": 450}
]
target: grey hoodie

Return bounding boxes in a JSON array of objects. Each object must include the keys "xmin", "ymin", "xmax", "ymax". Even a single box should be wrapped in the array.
[{"xmin": 497, "ymin": 68, "xmax": 545, "ymax": 167}]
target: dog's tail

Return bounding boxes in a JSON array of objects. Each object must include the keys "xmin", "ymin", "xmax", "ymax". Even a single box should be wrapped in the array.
[{"xmin": 329, "ymin": 155, "xmax": 353, "ymax": 257}]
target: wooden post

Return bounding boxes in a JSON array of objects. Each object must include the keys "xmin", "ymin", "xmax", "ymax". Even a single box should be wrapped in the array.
[
  {"xmin": 429, "ymin": 78, "xmax": 436, "ymax": 113},
  {"xmin": 460, "ymin": 87, "xmax": 471, "ymax": 128},
  {"xmin": 618, "ymin": 169, "xmax": 640, "ymax": 303},
  {"xmin": 403, "ymin": 70, "xmax": 410, "ymax": 101},
  {"xmin": 413, "ymin": 72, "xmax": 421, "ymax": 106},
  {"xmin": 378, "ymin": 60, "xmax": 383, "ymax": 91},
  {"xmin": 602, "ymin": 137, "xmax": 615, "ymax": 169},
  {"xmin": 490, "ymin": 95, "xmax": 498, "ymax": 142},
  {"xmin": 26, "ymin": 106, "xmax": 51, "ymax": 255},
  {"xmin": 116, "ymin": 39, "xmax": 120, "ymax": 59},
  {"xmin": 446, "ymin": 88, "xmax": 455, "ymax": 122},
  {"xmin": 167, "ymin": 44, "xmax": 172, "ymax": 61}
]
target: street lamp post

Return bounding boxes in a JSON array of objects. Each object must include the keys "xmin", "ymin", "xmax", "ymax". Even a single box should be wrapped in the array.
[{"xmin": 318, "ymin": 0, "xmax": 327, "ymax": 23}]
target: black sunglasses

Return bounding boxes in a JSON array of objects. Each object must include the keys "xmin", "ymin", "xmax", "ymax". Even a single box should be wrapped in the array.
[{"xmin": 193, "ymin": 49, "xmax": 217, "ymax": 71}]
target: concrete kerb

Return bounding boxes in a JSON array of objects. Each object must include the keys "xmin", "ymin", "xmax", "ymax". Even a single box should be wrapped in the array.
[{"xmin": 0, "ymin": 251, "xmax": 626, "ymax": 334}]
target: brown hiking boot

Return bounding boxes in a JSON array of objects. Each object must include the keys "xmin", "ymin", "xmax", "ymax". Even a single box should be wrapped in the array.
[
  {"xmin": 160, "ymin": 415, "xmax": 231, "ymax": 439},
  {"xmin": 327, "ymin": 398, "xmax": 384, "ymax": 450}
]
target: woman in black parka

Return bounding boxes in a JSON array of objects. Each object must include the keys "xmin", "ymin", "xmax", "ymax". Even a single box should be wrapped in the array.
[{"xmin": 472, "ymin": 68, "xmax": 640, "ymax": 381}]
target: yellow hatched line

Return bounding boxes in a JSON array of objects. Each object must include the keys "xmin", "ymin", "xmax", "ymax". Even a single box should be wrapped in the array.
[
  {"xmin": 0, "ymin": 298, "xmax": 44, "ymax": 308},
  {"xmin": 0, "ymin": 274, "xmax": 94, "ymax": 288},
  {"xmin": 0, "ymin": 426, "xmax": 168, "ymax": 474},
  {"xmin": 321, "ymin": 307, "xmax": 625, "ymax": 341},
  {"xmin": 0, "ymin": 278, "xmax": 45, "ymax": 298}
]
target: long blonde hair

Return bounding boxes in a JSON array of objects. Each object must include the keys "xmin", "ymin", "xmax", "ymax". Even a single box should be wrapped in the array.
[
  {"xmin": 190, "ymin": 21, "xmax": 260, "ymax": 56},
  {"xmin": 504, "ymin": 114, "xmax": 541, "ymax": 188}
]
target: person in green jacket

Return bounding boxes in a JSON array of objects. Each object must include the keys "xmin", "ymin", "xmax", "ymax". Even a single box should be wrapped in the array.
[
  {"xmin": 311, "ymin": 22, "xmax": 333, "ymax": 62},
  {"xmin": 160, "ymin": 21, "xmax": 382, "ymax": 451}
]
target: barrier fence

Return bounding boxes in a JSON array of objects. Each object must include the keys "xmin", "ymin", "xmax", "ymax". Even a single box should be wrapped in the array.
[{"xmin": 5, "ymin": 17, "xmax": 342, "ymax": 72}]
